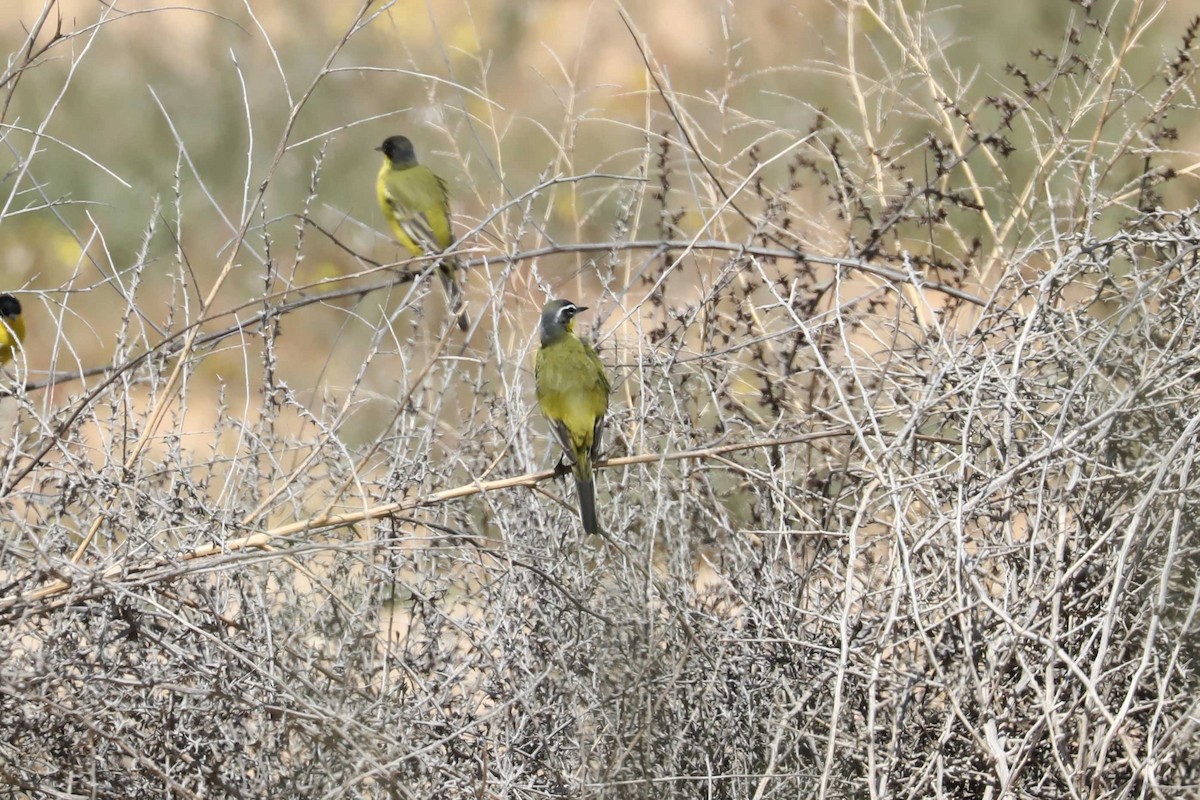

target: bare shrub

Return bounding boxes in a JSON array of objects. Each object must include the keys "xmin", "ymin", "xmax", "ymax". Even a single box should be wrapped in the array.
[{"xmin": 2, "ymin": 1, "xmax": 1199, "ymax": 798}]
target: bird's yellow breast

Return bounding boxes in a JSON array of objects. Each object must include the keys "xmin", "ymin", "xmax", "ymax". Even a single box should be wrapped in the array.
[
  {"xmin": 536, "ymin": 334, "xmax": 609, "ymax": 450},
  {"xmin": 0, "ymin": 313, "xmax": 24, "ymax": 365}
]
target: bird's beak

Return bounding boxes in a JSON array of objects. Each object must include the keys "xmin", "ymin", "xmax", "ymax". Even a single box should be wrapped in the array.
[
  {"xmin": 374, "ymin": 145, "xmax": 383, "ymax": 152},
  {"xmin": 576, "ymin": 306, "xmax": 589, "ymax": 312}
]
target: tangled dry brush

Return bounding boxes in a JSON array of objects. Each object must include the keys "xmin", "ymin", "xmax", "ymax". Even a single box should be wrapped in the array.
[{"xmin": 3, "ymin": 2, "xmax": 1200, "ymax": 798}]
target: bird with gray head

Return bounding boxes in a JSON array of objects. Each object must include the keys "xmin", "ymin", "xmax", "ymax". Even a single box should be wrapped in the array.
[{"xmin": 534, "ymin": 299, "xmax": 611, "ymax": 536}]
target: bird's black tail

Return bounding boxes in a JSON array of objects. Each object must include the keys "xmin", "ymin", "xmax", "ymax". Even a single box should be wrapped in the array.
[
  {"xmin": 574, "ymin": 472, "xmax": 600, "ymax": 535},
  {"xmin": 437, "ymin": 257, "xmax": 469, "ymax": 331}
]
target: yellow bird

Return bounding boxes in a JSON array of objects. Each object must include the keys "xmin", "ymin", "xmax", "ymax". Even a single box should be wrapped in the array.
[
  {"xmin": 375, "ymin": 135, "xmax": 468, "ymax": 331},
  {"xmin": 535, "ymin": 299, "xmax": 611, "ymax": 535},
  {"xmin": 0, "ymin": 294, "xmax": 25, "ymax": 365}
]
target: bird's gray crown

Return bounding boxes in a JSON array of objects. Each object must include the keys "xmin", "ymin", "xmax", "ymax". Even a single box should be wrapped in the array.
[
  {"xmin": 540, "ymin": 299, "xmax": 586, "ymax": 344},
  {"xmin": 377, "ymin": 135, "xmax": 417, "ymax": 166}
]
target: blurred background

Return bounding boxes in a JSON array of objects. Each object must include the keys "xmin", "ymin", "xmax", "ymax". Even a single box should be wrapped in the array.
[
  {"xmin": 6, "ymin": 0, "xmax": 1196, "ymax": 401},
  {"xmin": 4, "ymin": 1, "xmax": 1197, "ymax": 359}
]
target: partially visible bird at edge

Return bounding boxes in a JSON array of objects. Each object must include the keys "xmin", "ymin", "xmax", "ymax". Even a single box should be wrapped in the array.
[{"xmin": 0, "ymin": 294, "xmax": 25, "ymax": 366}]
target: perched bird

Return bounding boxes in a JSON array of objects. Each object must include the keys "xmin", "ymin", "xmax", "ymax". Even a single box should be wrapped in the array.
[
  {"xmin": 535, "ymin": 299, "xmax": 611, "ymax": 535},
  {"xmin": 0, "ymin": 294, "xmax": 25, "ymax": 365},
  {"xmin": 375, "ymin": 134, "xmax": 468, "ymax": 331}
]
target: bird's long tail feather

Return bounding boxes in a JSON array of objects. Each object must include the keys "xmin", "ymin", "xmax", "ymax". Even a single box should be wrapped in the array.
[
  {"xmin": 437, "ymin": 257, "xmax": 469, "ymax": 331},
  {"xmin": 575, "ymin": 474, "xmax": 599, "ymax": 535}
]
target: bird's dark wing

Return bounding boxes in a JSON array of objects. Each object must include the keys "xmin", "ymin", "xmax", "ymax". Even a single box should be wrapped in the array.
[
  {"xmin": 397, "ymin": 211, "xmax": 442, "ymax": 255},
  {"xmin": 590, "ymin": 413, "xmax": 606, "ymax": 463},
  {"xmin": 550, "ymin": 419, "xmax": 578, "ymax": 465}
]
